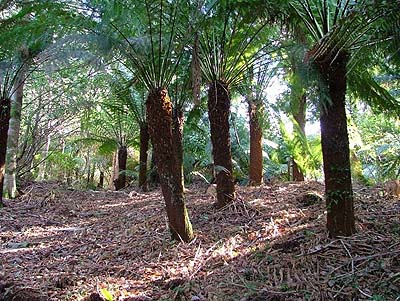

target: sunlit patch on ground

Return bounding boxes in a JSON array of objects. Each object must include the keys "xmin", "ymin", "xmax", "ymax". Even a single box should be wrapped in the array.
[{"xmin": 0, "ymin": 181, "xmax": 399, "ymax": 300}]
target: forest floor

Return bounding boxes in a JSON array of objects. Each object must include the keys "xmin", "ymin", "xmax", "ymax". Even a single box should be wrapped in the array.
[{"xmin": 0, "ymin": 181, "xmax": 399, "ymax": 301}]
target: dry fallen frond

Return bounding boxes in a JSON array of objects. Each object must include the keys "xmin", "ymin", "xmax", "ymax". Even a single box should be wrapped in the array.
[{"xmin": 0, "ymin": 181, "xmax": 398, "ymax": 300}]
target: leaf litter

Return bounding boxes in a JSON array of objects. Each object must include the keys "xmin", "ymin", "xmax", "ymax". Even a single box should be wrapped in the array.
[{"xmin": 0, "ymin": 181, "xmax": 399, "ymax": 300}]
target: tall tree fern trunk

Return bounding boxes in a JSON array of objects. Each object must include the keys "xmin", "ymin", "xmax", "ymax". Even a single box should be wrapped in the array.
[
  {"xmin": 114, "ymin": 145, "xmax": 127, "ymax": 190},
  {"xmin": 248, "ymin": 98, "xmax": 263, "ymax": 186},
  {"xmin": 4, "ymin": 57, "xmax": 29, "ymax": 198},
  {"xmin": 292, "ymin": 94, "xmax": 306, "ymax": 181},
  {"xmin": 139, "ymin": 124, "xmax": 149, "ymax": 192},
  {"xmin": 317, "ymin": 52, "xmax": 355, "ymax": 238},
  {"xmin": 147, "ymin": 88, "xmax": 193, "ymax": 242},
  {"xmin": 208, "ymin": 80, "xmax": 235, "ymax": 208},
  {"xmin": 172, "ymin": 107, "xmax": 184, "ymax": 190},
  {"xmin": 0, "ymin": 96, "xmax": 11, "ymax": 206}
]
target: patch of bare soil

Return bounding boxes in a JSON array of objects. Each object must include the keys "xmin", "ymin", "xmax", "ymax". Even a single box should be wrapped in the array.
[{"xmin": 1, "ymin": 181, "xmax": 399, "ymax": 300}]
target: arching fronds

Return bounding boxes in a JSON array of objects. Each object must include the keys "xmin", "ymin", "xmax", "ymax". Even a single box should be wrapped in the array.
[
  {"xmin": 290, "ymin": 0, "xmax": 400, "ymax": 64},
  {"xmin": 93, "ymin": 0, "xmax": 201, "ymax": 92},
  {"xmin": 107, "ymin": 70, "xmax": 147, "ymax": 126},
  {"xmin": 80, "ymin": 91, "xmax": 138, "ymax": 148},
  {"xmin": 198, "ymin": 2, "xmax": 276, "ymax": 87},
  {"xmin": 279, "ymin": 117, "xmax": 322, "ymax": 178},
  {"xmin": 348, "ymin": 67, "xmax": 400, "ymax": 117}
]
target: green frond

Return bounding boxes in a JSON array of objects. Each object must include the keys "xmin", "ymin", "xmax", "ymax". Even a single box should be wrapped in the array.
[
  {"xmin": 290, "ymin": 0, "xmax": 398, "ymax": 64},
  {"xmin": 97, "ymin": 0, "xmax": 196, "ymax": 92},
  {"xmin": 198, "ymin": 2, "xmax": 276, "ymax": 87},
  {"xmin": 348, "ymin": 68, "xmax": 400, "ymax": 117},
  {"xmin": 279, "ymin": 117, "xmax": 322, "ymax": 177}
]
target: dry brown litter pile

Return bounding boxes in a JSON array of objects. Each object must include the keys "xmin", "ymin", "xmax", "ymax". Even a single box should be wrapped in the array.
[{"xmin": 0, "ymin": 181, "xmax": 399, "ymax": 301}]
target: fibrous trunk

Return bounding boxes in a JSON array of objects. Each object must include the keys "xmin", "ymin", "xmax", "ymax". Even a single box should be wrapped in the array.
[
  {"xmin": 139, "ymin": 124, "xmax": 149, "ymax": 192},
  {"xmin": 172, "ymin": 107, "xmax": 184, "ymax": 190},
  {"xmin": 248, "ymin": 98, "xmax": 263, "ymax": 186},
  {"xmin": 292, "ymin": 94, "xmax": 306, "ymax": 181},
  {"xmin": 114, "ymin": 145, "xmax": 127, "ymax": 190},
  {"xmin": 208, "ymin": 80, "xmax": 235, "ymax": 208},
  {"xmin": 317, "ymin": 51, "xmax": 355, "ymax": 237},
  {"xmin": 0, "ymin": 96, "xmax": 11, "ymax": 206},
  {"xmin": 146, "ymin": 88, "xmax": 193, "ymax": 242}
]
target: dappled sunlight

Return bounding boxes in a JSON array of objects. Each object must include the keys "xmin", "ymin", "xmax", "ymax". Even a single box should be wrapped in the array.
[
  {"xmin": 0, "ymin": 243, "xmax": 50, "ymax": 255},
  {"xmin": 98, "ymin": 200, "xmax": 137, "ymax": 209},
  {"xmin": 1, "ymin": 181, "xmax": 399, "ymax": 300}
]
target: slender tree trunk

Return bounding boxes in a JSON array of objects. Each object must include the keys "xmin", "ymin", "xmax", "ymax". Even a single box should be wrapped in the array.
[
  {"xmin": 208, "ymin": 80, "xmax": 235, "ymax": 208},
  {"xmin": 317, "ymin": 52, "xmax": 355, "ymax": 238},
  {"xmin": 248, "ymin": 98, "xmax": 263, "ymax": 186},
  {"xmin": 89, "ymin": 163, "xmax": 95, "ymax": 184},
  {"xmin": 147, "ymin": 88, "xmax": 193, "ymax": 242},
  {"xmin": 98, "ymin": 171, "xmax": 104, "ymax": 189},
  {"xmin": 173, "ymin": 107, "xmax": 185, "ymax": 190},
  {"xmin": 4, "ymin": 55, "xmax": 29, "ymax": 198},
  {"xmin": 110, "ymin": 151, "xmax": 118, "ymax": 189},
  {"xmin": 38, "ymin": 121, "xmax": 51, "ymax": 181},
  {"xmin": 149, "ymin": 150, "xmax": 159, "ymax": 185},
  {"xmin": 191, "ymin": 33, "xmax": 201, "ymax": 106},
  {"xmin": 291, "ymin": 28, "xmax": 307, "ymax": 182},
  {"xmin": 138, "ymin": 124, "xmax": 149, "ymax": 192},
  {"xmin": 292, "ymin": 94, "xmax": 306, "ymax": 181},
  {"xmin": 66, "ymin": 170, "xmax": 72, "ymax": 186},
  {"xmin": 85, "ymin": 151, "xmax": 91, "ymax": 185},
  {"xmin": 0, "ymin": 96, "xmax": 11, "ymax": 206},
  {"xmin": 114, "ymin": 145, "xmax": 127, "ymax": 190}
]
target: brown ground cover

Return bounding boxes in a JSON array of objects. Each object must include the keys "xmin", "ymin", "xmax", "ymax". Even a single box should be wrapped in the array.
[{"xmin": 1, "ymin": 181, "xmax": 399, "ymax": 300}]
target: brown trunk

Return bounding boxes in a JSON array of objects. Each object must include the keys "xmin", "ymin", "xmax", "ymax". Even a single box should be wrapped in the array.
[
  {"xmin": 172, "ymin": 107, "xmax": 185, "ymax": 189},
  {"xmin": 149, "ymin": 149, "xmax": 159, "ymax": 185},
  {"xmin": 316, "ymin": 51, "xmax": 355, "ymax": 238},
  {"xmin": 85, "ymin": 155, "xmax": 91, "ymax": 185},
  {"xmin": 146, "ymin": 88, "xmax": 193, "ymax": 242},
  {"xmin": 97, "ymin": 171, "xmax": 104, "ymax": 188},
  {"xmin": 139, "ymin": 124, "xmax": 149, "ymax": 192},
  {"xmin": 248, "ymin": 99, "xmax": 263, "ymax": 186},
  {"xmin": 292, "ymin": 94, "xmax": 306, "ymax": 181},
  {"xmin": 0, "ymin": 96, "xmax": 11, "ymax": 206},
  {"xmin": 292, "ymin": 159, "xmax": 304, "ymax": 181},
  {"xmin": 109, "ymin": 151, "xmax": 118, "ymax": 189},
  {"xmin": 90, "ymin": 163, "xmax": 95, "ymax": 183},
  {"xmin": 114, "ymin": 145, "xmax": 127, "ymax": 190},
  {"xmin": 208, "ymin": 80, "xmax": 235, "ymax": 208}
]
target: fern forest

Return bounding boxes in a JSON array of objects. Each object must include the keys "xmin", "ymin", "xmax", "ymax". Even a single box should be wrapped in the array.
[{"xmin": 0, "ymin": 1, "xmax": 399, "ymax": 300}]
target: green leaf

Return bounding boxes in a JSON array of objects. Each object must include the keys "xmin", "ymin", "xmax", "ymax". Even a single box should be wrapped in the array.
[
  {"xmin": 100, "ymin": 288, "xmax": 113, "ymax": 301},
  {"xmin": 99, "ymin": 139, "xmax": 118, "ymax": 155}
]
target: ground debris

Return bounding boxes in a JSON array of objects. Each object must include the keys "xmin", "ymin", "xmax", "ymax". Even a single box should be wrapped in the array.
[
  {"xmin": 82, "ymin": 292, "xmax": 104, "ymax": 301},
  {"xmin": 0, "ymin": 181, "xmax": 399, "ymax": 300},
  {"xmin": 0, "ymin": 286, "xmax": 49, "ymax": 301}
]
